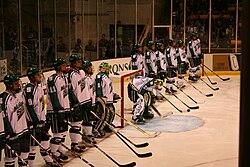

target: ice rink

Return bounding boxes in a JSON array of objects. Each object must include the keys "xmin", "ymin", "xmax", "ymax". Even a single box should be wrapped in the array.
[{"xmin": 0, "ymin": 75, "xmax": 240, "ymax": 167}]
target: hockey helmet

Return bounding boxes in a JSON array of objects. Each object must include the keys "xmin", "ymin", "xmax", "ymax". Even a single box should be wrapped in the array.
[
  {"xmin": 156, "ymin": 42, "xmax": 164, "ymax": 48},
  {"xmin": 69, "ymin": 54, "xmax": 82, "ymax": 64},
  {"xmin": 177, "ymin": 39, "xmax": 184, "ymax": 47},
  {"xmin": 27, "ymin": 66, "xmax": 41, "ymax": 78},
  {"xmin": 147, "ymin": 41, "xmax": 155, "ymax": 47},
  {"xmin": 53, "ymin": 58, "xmax": 66, "ymax": 71},
  {"xmin": 82, "ymin": 60, "xmax": 94, "ymax": 74},
  {"xmin": 4, "ymin": 74, "xmax": 20, "ymax": 91},
  {"xmin": 134, "ymin": 44, "xmax": 142, "ymax": 50}
]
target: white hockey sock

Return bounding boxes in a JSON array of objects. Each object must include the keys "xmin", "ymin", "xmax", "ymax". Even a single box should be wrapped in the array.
[
  {"xmin": 28, "ymin": 146, "xmax": 37, "ymax": 167},
  {"xmin": 83, "ymin": 126, "xmax": 93, "ymax": 136},
  {"xmin": 4, "ymin": 157, "xmax": 15, "ymax": 167},
  {"xmin": 69, "ymin": 121, "xmax": 82, "ymax": 144},
  {"xmin": 18, "ymin": 152, "xmax": 29, "ymax": 166},
  {"xmin": 40, "ymin": 140, "xmax": 53, "ymax": 163}
]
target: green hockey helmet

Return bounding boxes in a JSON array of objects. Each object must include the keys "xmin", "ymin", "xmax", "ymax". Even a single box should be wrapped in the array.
[
  {"xmin": 27, "ymin": 66, "xmax": 41, "ymax": 78},
  {"xmin": 82, "ymin": 60, "xmax": 94, "ymax": 74},
  {"xmin": 53, "ymin": 58, "xmax": 66, "ymax": 71},
  {"xmin": 4, "ymin": 74, "xmax": 20, "ymax": 90},
  {"xmin": 147, "ymin": 41, "xmax": 155, "ymax": 47},
  {"xmin": 69, "ymin": 54, "xmax": 82, "ymax": 64},
  {"xmin": 156, "ymin": 42, "xmax": 164, "ymax": 48},
  {"xmin": 134, "ymin": 44, "xmax": 142, "ymax": 50}
]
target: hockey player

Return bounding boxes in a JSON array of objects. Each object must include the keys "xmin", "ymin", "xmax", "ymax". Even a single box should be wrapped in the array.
[
  {"xmin": 24, "ymin": 66, "xmax": 60, "ymax": 167},
  {"xmin": 155, "ymin": 42, "xmax": 167, "ymax": 100},
  {"xmin": 95, "ymin": 62, "xmax": 120, "ymax": 136},
  {"xmin": 176, "ymin": 40, "xmax": 189, "ymax": 88},
  {"xmin": 46, "ymin": 58, "xmax": 70, "ymax": 162},
  {"xmin": 67, "ymin": 54, "xmax": 92, "ymax": 152},
  {"xmin": 0, "ymin": 74, "xmax": 30, "ymax": 167},
  {"xmin": 128, "ymin": 76, "xmax": 155, "ymax": 124},
  {"xmin": 145, "ymin": 41, "xmax": 157, "ymax": 78},
  {"xmin": 186, "ymin": 32, "xmax": 203, "ymax": 82},
  {"xmin": 81, "ymin": 60, "xmax": 97, "ymax": 142},
  {"xmin": 165, "ymin": 39, "xmax": 178, "ymax": 93},
  {"xmin": 130, "ymin": 44, "xmax": 144, "ymax": 72},
  {"xmin": 0, "ymin": 99, "xmax": 5, "ymax": 161}
]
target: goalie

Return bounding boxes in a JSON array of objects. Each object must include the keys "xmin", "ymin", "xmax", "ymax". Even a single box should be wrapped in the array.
[
  {"xmin": 95, "ymin": 62, "xmax": 121, "ymax": 136},
  {"xmin": 127, "ymin": 76, "xmax": 155, "ymax": 124}
]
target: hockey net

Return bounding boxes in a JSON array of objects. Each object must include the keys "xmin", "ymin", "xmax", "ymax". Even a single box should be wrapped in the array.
[{"xmin": 110, "ymin": 69, "xmax": 143, "ymax": 128}]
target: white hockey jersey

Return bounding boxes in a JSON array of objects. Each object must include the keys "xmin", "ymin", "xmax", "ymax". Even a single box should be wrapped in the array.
[
  {"xmin": 166, "ymin": 47, "xmax": 178, "ymax": 67},
  {"xmin": 96, "ymin": 73, "xmax": 113, "ymax": 104},
  {"xmin": 186, "ymin": 38, "xmax": 201, "ymax": 58},
  {"xmin": 0, "ymin": 92, "xmax": 29, "ymax": 140},
  {"xmin": 0, "ymin": 108, "xmax": 4, "ymax": 139},
  {"xmin": 47, "ymin": 74, "xmax": 70, "ymax": 113},
  {"xmin": 130, "ymin": 53, "xmax": 144, "ymax": 71},
  {"xmin": 85, "ymin": 75, "xmax": 96, "ymax": 106},
  {"xmin": 24, "ymin": 83, "xmax": 46, "ymax": 124},
  {"xmin": 156, "ymin": 50, "xmax": 167, "ymax": 71},
  {"xmin": 68, "ymin": 69, "xmax": 91, "ymax": 106},
  {"xmin": 132, "ymin": 76, "xmax": 154, "ymax": 93},
  {"xmin": 176, "ymin": 47, "xmax": 188, "ymax": 63},
  {"xmin": 145, "ymin": 51, "xmax": 157, "ymax": 74}
]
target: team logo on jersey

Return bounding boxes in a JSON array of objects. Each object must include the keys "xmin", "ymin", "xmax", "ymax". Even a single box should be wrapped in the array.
[
  {"xmin": 14, "ymin": 101, "xmax": 25, "ymax": 120},
  {"xmin": 109, "ymin": 82, "xmax": 113, "ymax": 93},
  {"xmin": 78, "ymin": 78, "xmax": 86, "ymax": 92},
  {"xmin": 61, "ymin": 85, "xmax": 68, "ymax": 98}
]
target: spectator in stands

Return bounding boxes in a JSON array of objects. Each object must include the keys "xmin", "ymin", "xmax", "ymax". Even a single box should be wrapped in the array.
[
  {"xmin": 57, "ymin": 36, "xmax": 68, "ymax": 52},
  {"xmin": 99, "ymin": 34, "xmax": 109, "ymax": 48},
  {"xmin": 85, "ymin": 40, "xmax": 96, "ymax": 52},
  {"xmin": 226, "ymin": 24, "xmax": 234, "ymax": 47},
  {"xmin": 74, "ymin": 38, "xmax": 83, "ymax": 53}
]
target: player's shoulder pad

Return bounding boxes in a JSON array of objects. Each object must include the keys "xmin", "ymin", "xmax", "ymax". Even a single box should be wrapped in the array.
[
  {"xmin": 25, "ymin": 83, "xmax": 35, "ymax": 93},
  {"xmin": 48, "ymin": 74, "xmax": 57, "ymax": 82}
]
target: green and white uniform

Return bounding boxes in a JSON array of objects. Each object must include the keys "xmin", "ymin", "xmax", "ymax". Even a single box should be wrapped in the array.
[{"xmin": 0, "ymin": 92, "xmax": 30, "ymax": 167}]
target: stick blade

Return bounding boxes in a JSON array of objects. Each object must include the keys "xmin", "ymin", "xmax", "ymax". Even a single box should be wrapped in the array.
[
  {"xmin": 213, "ymin": 87, "xmax": 219, "ymax": 91},
  {"xmin": 135, "ymin": 142, "xmax": 149, "ymax": 148},
  {"xmin": 147, "ymin": 131, "xmax": 161, "ymax": 138},
  {"xmin": 119, "ymin": 162, "xmax": 136, "ymax": 167},
  {"xmin": 222, "ymin": 78, "xmax": 230, "ymax": 81},
  {"xmin": 138, "ymin": 152, "xmax": 153, "ymax": 158},
  {"xmin": 206, "ymin": 93, "xmax": 213, "ymax": 97},
  {"xmin": 211, "ymin": 82, "xmax": 217, "ymax": 85},
  {"xmin": 189, "ymin": 106, "xmax": 199, "ymax": 110}
]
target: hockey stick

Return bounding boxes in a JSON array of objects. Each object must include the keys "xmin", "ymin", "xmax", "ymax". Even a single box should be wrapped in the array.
[
  {"xmin": 116, "ymin": 131, "xmax": 149, "ymax": 148},
  {"xmin": 199, "ymin": 77, "xmax": 219, "ymax": 91},
  {"xmin": 203, "ymin": 64, "xmax": 230, "ymax": 81},
  {"xmin": 65, "ymin": 121, "xmax": 136, "ymax": 167},
  {"xmin": 201, "ymin": 67, "xmax": 217, "ymax": 85},
  {"xmin": 184, "ymin": 78, "xmax": 213, "ymax": 97},
  {"xmin": 90, "ymin": 111, "xmax": 152, "ymax": 158},
  {"xmin": 173, "ymin": 84, "xmax": 198, "ymax": 104},
  {"xmin": 163, "ymin": 86, "xmax": 199, "ymax": 110},
  {"xmin": 30, "ymin": 135, "xmax": 62, "ymax": 166},
  {"xmin": 151, "ymin": 105, "xmax": 173, "ymax": 118},
  {"xmin": 5, "ymin": 144, "xmax": 29, "ymax": 167},
  {"xmin": 51, "ymin": 139, "xmax": 95, "ymax": 167},
  {"xmin": 159, "ymin": 92, "xmax": 187, "ymax": 112},
  {"xmin": 91, "ymin": 111, "xmax": 149, "ymax": 148},
  {"xmin": 114, "ymin": 112, "xmax": 161, "ymax": 138}
]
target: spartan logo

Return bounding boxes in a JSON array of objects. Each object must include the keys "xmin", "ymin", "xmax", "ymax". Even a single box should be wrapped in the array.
[
  {"xmin": 39, "ymin": 96, "xmax": 45, "ymax": 111},
  {"xmin": 61, "ymin": 85, "xmax": 68, "ymax": 98},
  {"xmin": 109, "ymin": 82, "xmax": 113, "ymax": 94},
  {"xmin": 14, "ymin": 101, "xmax": 25, "ymax": 120},
  {"xmin": 78, "ymin": 78, "xmax": 86, "ymax": 92}
]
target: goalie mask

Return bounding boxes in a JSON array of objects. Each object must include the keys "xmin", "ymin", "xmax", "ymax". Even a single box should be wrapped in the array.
[{"xmin": 99, "ymin": 62, "xmax": 110, "ymax": 77}]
